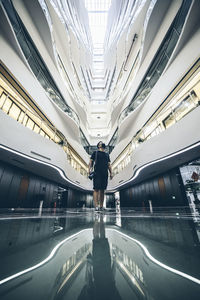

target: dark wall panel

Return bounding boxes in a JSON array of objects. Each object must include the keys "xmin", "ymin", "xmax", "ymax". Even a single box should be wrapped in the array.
[
  {"xmin": 26, "ymin": 177, "xmax": 35, "ymax": 206},
  {"xmin": 120, "ymin": 168, "xmax": 187, "ymax": 208},
  {"xmin": 0, "ymin": 167, "xmax": 15, "ymax": 207},
  {"xmin": 45, "ymin": 182, "xmax": 52, "ymax": 207},
  {"xmin": 0, "ymin": 160, "xmax": 65, "ymax": 208},
  {"xmin": 17, "ymin": 175, "xmax": 30, "ymax": 207},
  {"xmin": 7, "ymin": 172, "xmax": 21, "ymax": 207},
  {"xmin": 0, "ymin": 164, "xmax": 4, "ymax": 181}
]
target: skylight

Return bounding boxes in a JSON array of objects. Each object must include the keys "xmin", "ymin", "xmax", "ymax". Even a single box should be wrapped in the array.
[{"xmin": 85, "ymin": 0, "xmax": 112, "ymax": 59}]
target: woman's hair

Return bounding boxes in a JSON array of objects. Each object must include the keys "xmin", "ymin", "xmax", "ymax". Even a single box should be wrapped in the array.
[{"xmin": 97, "ymin": 141, "xmax": 106, "ymax": 149}]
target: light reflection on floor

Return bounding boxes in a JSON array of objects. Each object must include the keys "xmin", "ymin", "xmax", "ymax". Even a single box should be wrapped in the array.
[{"xmin": 0, "ymin": 207, "xmax": 200, "ymax": 300}]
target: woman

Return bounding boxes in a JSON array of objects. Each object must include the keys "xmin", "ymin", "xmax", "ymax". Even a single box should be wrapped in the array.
[{"xmin": 88, "ymin": 141, "xmax": 113, "ymax": 211}]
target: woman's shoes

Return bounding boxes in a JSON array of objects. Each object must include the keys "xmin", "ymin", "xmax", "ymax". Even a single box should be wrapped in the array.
[
  {"xmin": 99, "ymin": 207, "xmax": 106, "ymax": 212},
  {"xmin": 94, "ymin": 207, "xmax": 106, "ymax": 213}
]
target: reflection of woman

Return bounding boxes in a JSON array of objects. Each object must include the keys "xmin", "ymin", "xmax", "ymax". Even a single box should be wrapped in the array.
[
  {"xmin": 78, "ymin": 215, "xmax": 121, "ymax": 300},
  {"xmin": 92, "ymin": 216, "xmax": 121, "ymax": 300},
  {"xmin": 88, "ymin": 141, "xmax": 113, "ymax": 211}
]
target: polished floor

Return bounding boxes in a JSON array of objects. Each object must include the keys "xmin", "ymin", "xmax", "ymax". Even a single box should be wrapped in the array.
[{"xmin": 0, "ymin": 207, "xmax": 200, "ymax": 300}]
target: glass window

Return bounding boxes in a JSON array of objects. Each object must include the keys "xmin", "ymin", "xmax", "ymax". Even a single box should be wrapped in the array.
[
  {"xmin": 0, "ymin": 92, "xmax": 7, "ymax": 108},
  {"xmin": 163, "ymin": 112, "xmax": 176, "ymax": 129},
  {"xmin": 16, "ymin": 30, "xmax": 31, "ymax": 59},
  {"xmin": 41, "ymin": 123, "xmax": 55, "ymax": 140},
  {"xmin": 175, "ymin": 0, "xmax": 192, "ymax": 35},
  {"xmin": 28, "ymin": 55, "xmax": 40, "ymax": 77},
  {"xmin": 40, "ymin": 130, "xmax": 45, "ymax": 137},
  {"xmin": 156, "ymin": 53, "xmax": 169, "ymax": 75},
  {"xmin": 25, "ymin": 36, "xmax": 47, "ymax": 74},
  {"xmin": 37, "ymin": 71, "xmax": 49, "ymax": 90},
  {"xmin": 28, "ymin": 112, "xmax": 40, "ymax": 125},
  {"xmin": 18, "ymin": 111, "xmax": 25, "ymax": 123},
  {"xmin": 2, "ymin": 98, "xmax": 12, "ymax": 113},
  {"xmin": 1, "ymin": 0, "xmax": 21, "ymax": 34},
  {"xmin": 148, "ymin": 70, "xmax": 160, "ymax": 88},
  {"xmin": 26, "ymin": 118, "xmax": 34, "ymax": 130},
  {"xmin": 22, "ymin": 115, "xmax": 28, "ymax": 126},
  {"xmin": 174, "ymin": 95, "xmax": 196, "ymax": 121},
  {"xmin": 165, "ymin": 29, "xmax": 179, "ymax": 59},
  {"xmin": 33, "ymin": 124, "xmax": 40, "ymax": 133},
  {"xmin": 63, "ymin": 145, "xmax": 68, "ymax": 153},
  {"xmin": 54, "ymin": 136, "xmax": 61, "ymax": 143},
  {"xmin": 8, "ymin": 103, "xmax": 21, "ymax": 120}
]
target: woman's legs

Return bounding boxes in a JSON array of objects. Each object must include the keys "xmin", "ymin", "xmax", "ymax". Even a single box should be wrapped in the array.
[
  {"xmin": 93, "ymin": 189, "xmax": 99, "ymax": 208},
  {"xmin": 99, "ymin": 190, "xmax": 105, "ymax": 208}
]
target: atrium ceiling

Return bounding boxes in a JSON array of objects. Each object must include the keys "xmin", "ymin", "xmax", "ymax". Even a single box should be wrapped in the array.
[{"xmin": 40, "ymin": 0, "xmax": 153, "ymax": 142}]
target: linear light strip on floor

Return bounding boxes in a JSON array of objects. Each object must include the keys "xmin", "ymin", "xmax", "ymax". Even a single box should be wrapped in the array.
[
  {"xmin": 108, "ymin": 229, "xmax": 200, "ymax": 285},
  {"xmin": 0, "ymin": 228, "xmax": 92, "ymax": 285},
  {"xmin": 1, "ymin": 227, "xmax": 199, "ymax": 286}
]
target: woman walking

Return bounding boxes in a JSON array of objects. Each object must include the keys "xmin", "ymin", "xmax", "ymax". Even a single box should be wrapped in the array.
[{"xmin": 88, "ymin": 141, "xmax": 113, "ymax": 211}]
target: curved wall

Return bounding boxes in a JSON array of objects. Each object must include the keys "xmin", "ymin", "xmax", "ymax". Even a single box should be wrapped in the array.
[{"xmin": 0, "ymin": 110, "xmax": 91, "ymax": 191}]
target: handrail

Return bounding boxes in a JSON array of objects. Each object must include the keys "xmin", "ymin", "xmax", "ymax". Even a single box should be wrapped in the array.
[{"xmin": 123, "ymin": 34, "xmax": 138, "ymax": 71}]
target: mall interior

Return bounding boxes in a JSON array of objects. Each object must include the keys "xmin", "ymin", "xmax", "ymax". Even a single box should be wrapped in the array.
[{"xmin": 0, "ymin": 0, "xmax": 200, "ymax": 299}]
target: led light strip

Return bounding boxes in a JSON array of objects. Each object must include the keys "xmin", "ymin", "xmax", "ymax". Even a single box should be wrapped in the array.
[
  {"xmin": 2, "ymin": 141, "xmax": 200, "ymax": 192},
  {"xmin": 111, "ymin": 141, "xmax": 200, "ymax": 190},
  {"xmin": 1, "ymin": 227, "xmax": 199, "ymax": 286},
  {"xmin": 0, "ymin": 228, "xmax": 92, "ymax": 285},
  {"xmin": 116, "ymin": 259, "xmax": 145, "ymax": 295},
  {"xmin": 0, "ymin": 144, "xmax": 85, "ymax": 190},
  {"xmin": 108, "ymin": 229, "xmax": 200, "ymax": 285}
]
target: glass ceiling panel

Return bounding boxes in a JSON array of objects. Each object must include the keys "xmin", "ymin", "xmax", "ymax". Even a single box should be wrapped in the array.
[{"xmin": 85, "ymin": 0, "xmax": 112, "ymax": 52}]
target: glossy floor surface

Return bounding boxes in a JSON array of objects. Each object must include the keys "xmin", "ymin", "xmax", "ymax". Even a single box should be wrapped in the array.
[{"xmin": 0, "ymin": 207, "xmax": 200, "ymax": 300}]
